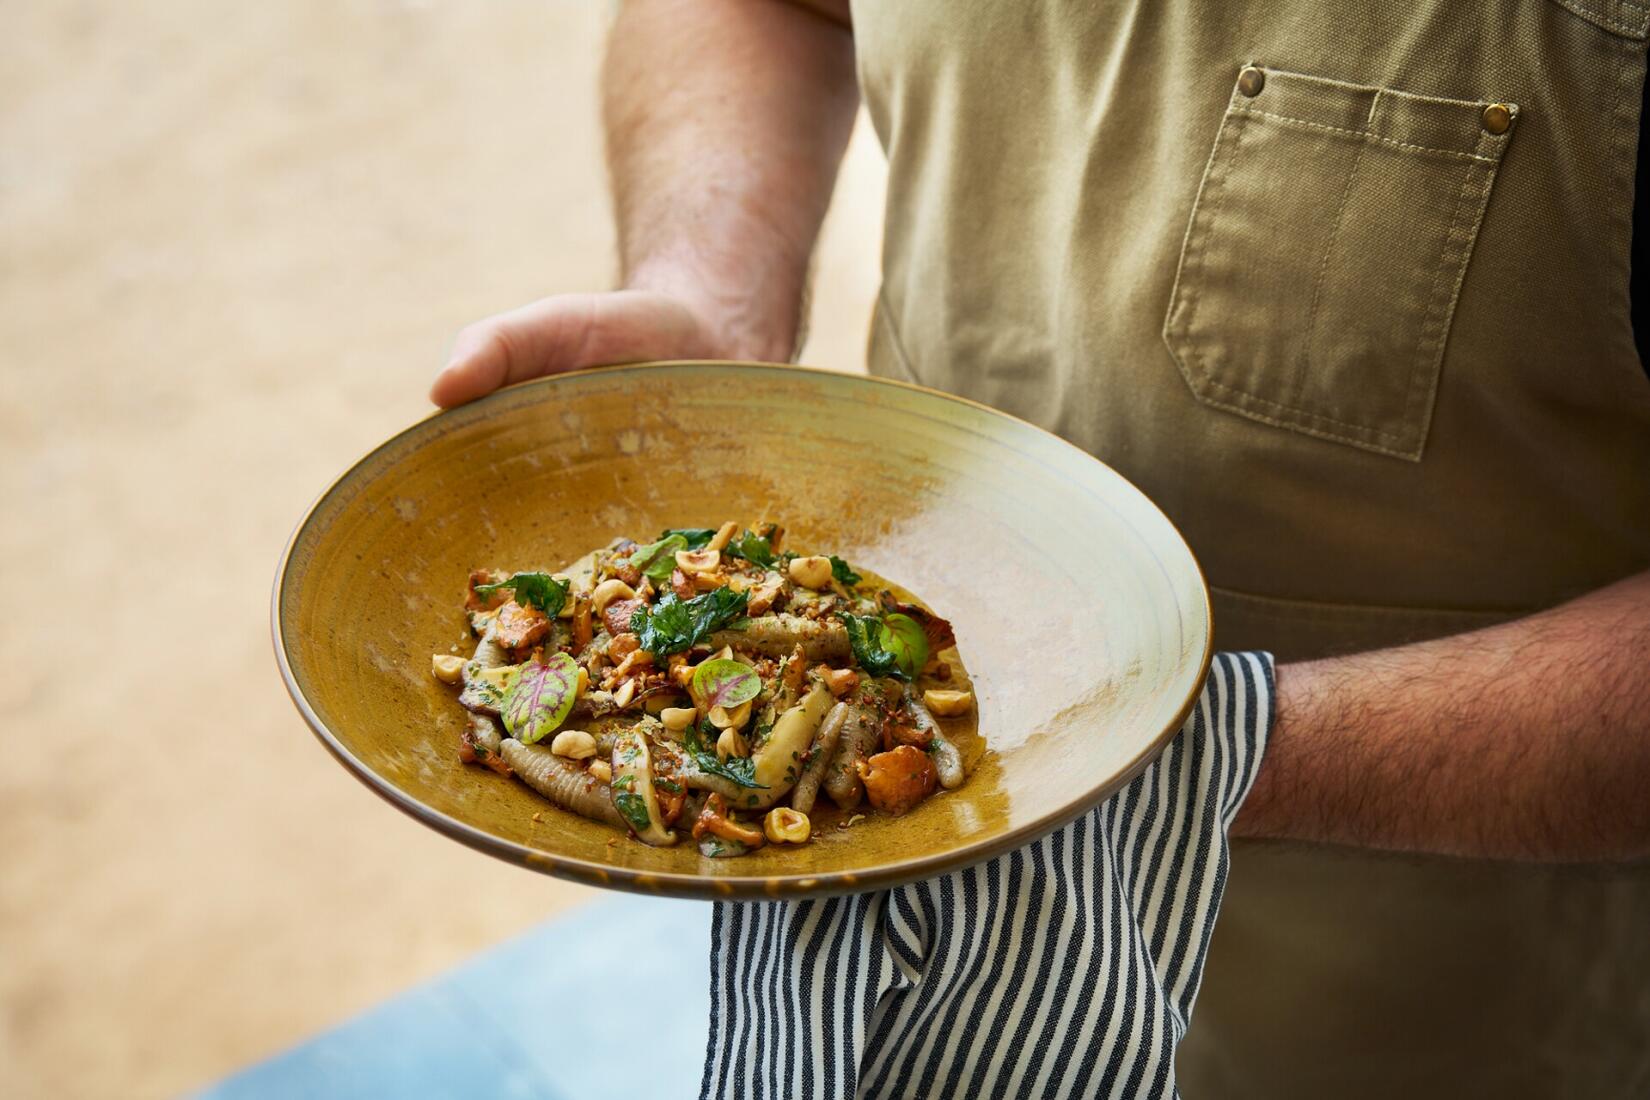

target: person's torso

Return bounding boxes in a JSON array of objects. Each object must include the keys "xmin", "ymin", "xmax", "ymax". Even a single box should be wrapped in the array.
[
  {"xmin": 853, "ymin": 0, "xmax": 1650, "ymax": 661},
  {"xmin": 850, "ymin": 2, "xmax": 1650, "ymax": 1094}
]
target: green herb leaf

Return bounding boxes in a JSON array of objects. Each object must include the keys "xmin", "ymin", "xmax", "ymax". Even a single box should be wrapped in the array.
[
  {"xmin": 660, "ymin": 527, "xmax": 718, "ymax": 550},
  {"xmin": 882, "ymin": 612, "xmax": 930, "ymax": 679},
  {"xmin": 630, "ymin": 587, "xmax": 750, "ymax": 656},
  {"xmin": 692, "ymin": 658, "xmax": 762, "ymax": 711},
  {"xmin": 829, "ymin": 555, "xmax": 861, "ymax": 586},
  {"xmin": 684, "ymin": 720, "xmax": 767, "ymax": 789},
  {"xmin": 500, "ymin": 652, "xmax": 580, "ymax": 744},
  {"xmin": 840, "ymin": 612, "xmax": 907, "ymax": 680},
  {"xmin": 877, "ymin": 593, "xmax": 958, "ymax": 654},
  {"xmin": 613, "ymin": 790, "xmax": 653, "ymax": 833},
  {"xmin": 473, "ymin": 572, "xmax": 569, "ymax": 615},
  {"xmin": 628, "ymin": 534, "xmax": 688, "ymax": 582},
  {"xmin": 656, "ymin": 778, "xmax": 682, "ymax": 794},
  {"xmin": 725, "ymin": 530, "xmax": 778, "ymax": 568}
]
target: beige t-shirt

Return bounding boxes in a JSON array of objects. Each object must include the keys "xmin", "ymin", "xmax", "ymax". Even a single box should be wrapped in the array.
[{"xmin": 849, "ymin": 0, "xmax": 1650, "ymax": 1094}]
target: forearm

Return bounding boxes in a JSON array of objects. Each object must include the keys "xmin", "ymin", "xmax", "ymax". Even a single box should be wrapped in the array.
[
  {"xmin": 1236, "ymin": 569, "xmax": 1650, "ymax": 861},
  {"xmin": 604, "ymin": 0, "xmax": 858, "ymax": 361}
]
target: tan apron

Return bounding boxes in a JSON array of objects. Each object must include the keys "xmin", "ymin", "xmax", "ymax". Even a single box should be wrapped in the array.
[{"xmin": 850, "ymin": 0, "xmax": 1650, "ymax": 1094}]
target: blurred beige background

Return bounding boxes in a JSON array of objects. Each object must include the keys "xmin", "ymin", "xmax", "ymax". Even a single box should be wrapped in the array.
[{"xmin": 0, "ymin": 3, "xmax": 883, "ymax": 1097}]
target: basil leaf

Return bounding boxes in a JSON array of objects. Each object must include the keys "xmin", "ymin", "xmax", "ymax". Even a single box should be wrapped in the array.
[
  {"xmin": 630, "ymin": 587, "xmax": 750, "ymax": 656},
  {"xmin": 628, "ymin": 534, "xmax": 688, "ymax": 582},
  {"xmin": 684, "ymin": 720, "xmax": 767, "ymax": 789},
  {"xmin": 613, "ymin": 791, "xmax": 653, "ymax": 833},
  {"xmin": 501, "ymin": 652, "xmax": 580, "ymax": 744},
  {"xmin": 882, "ymin": 612, "xmax": 929, "ymax": 679},
  {"xmin": 692, "ymin": 658, "xmax": 762, "ymax": 710},
  {"xmin": 660, "ymin": 527, "xmax": 717, "ymax": 550},
  {"xmin": 829, "ymin": 555, "xmax": 861, "ymax": 586},
  {"xmin": 725, "ymin": 530, "xmax": 778, "ymax": 568},
  {"xmin": 840, "ymin": 612, "xmax": 906, "ymax": 680},
  {"xmin": 473, "ymin": 572, "xmax": 569, "ymax": 616}
]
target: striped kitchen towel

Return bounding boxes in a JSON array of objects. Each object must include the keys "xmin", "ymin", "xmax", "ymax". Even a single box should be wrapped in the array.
[{"xmin": 701, "ymin": 651, "xmax": 1274, "ymax": 1100}]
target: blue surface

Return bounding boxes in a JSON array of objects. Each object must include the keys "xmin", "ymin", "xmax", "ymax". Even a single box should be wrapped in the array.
[{"xmin": 197, "ymin": 897, "xmax": 713, "ymax": 1100}]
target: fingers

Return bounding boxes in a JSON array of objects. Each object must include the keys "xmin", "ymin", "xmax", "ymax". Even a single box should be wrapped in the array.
[{"xmin": 429, "ymin": 290, "xmax": 714, "ymax": 408}]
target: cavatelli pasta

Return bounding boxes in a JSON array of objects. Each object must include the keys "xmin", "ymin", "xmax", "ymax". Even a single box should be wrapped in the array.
[{"xmin": 431, "ymin": 522, "xmax": 975, "ymax": 855}]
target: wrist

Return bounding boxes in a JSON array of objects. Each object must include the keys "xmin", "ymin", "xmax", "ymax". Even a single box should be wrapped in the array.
[
  {"xmin": 1229, "ymin": 655, "xmax": 1295, "ymax": 841},
  {"xmin": 624, "ymin": 254, "xmax": 804, "ymax": 363}
]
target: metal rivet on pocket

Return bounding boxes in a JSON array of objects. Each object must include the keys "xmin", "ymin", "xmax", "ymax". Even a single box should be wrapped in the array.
[
  {"xmin": 1238, "ymin": 66, "xmax": 1265, "ymax": 97},
  {"xmin": 1482, "ymin": 103, "xmax": 1512, "ymax": 134}
]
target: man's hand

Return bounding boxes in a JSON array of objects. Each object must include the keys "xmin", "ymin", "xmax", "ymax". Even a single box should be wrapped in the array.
[
  {"xmin": 704, "ymin": 653, "xmax": 1275, "ymax": 1099},
  {"xmin": 430, "ymin": 290, "xmax": 726, "ymax": 408},
  {"xmin": 432, "ymin": 0, "xmax": 857, "ymax": 408}
]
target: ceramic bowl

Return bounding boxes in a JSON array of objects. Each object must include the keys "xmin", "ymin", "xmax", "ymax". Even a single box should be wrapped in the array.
[{"xmin": 273, "ymin": 362, "xmax": 1210, "ymax": 898}]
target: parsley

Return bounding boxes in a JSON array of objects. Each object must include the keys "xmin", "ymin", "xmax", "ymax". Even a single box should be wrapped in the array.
[
  {"xmin": 613, "ymin": 791, "xmax": 653, "ymax": 833},
  {"xmin": 473, "ymin": 572, "xmax": 569, "ymax": 615},
  {"xmin": 840, "ymin": 612, "xmax": 907, "ymax": 680},
  {"xmin": 656, "ymin": 778, "xmax": 683, "ymax": 794},
  {"xmin": 630, "ymin": 587, "xmax": 749, "ymax": 656},
  {"xmin": 829, "ymin": 555, "xmax": 861, "ymax": 586},
  {"xmin": 612, "ymin": 774, "xmax": 635, "ymax": 791},
  {"xmin": 660, "ymin": 527, "xmax": 718, "ymax": 549},
  {"xmin": 725, "ymin": 530, "xmax": 779, "ymax": 568},
  {"xmin": 684, "ymin": 721, "xmax": 767, "ymax": 789}
]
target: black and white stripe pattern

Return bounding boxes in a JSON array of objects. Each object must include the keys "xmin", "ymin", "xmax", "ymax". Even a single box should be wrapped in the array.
[{"xmin": 701, "ymin": 652, "xmax": 1273, "ymax": 1100}]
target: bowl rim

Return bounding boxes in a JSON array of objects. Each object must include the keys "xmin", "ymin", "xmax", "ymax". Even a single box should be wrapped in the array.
[{"xmin": 271, "ymin": 360, "xmax": 1213, "ymax": 899}]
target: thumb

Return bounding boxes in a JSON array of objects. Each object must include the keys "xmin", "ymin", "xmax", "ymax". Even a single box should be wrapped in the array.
[{"xmin": 429, "ymin": 290, "xmax": 715, "ymax": 408}]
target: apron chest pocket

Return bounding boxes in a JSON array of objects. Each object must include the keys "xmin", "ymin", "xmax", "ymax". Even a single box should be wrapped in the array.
[{"xmin": 1163, "ymin": 66, "xmax": 1517, "ymax": 461}]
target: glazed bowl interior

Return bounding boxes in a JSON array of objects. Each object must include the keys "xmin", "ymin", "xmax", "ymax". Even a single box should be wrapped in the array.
[{"xmin": 274, "ymin": 362, "xmax": 1210, "ymax": 898}]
